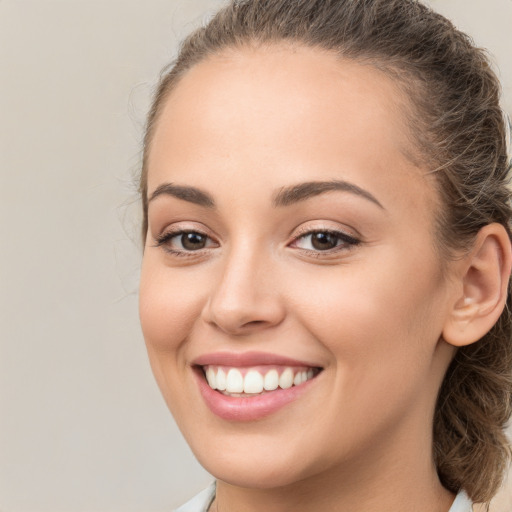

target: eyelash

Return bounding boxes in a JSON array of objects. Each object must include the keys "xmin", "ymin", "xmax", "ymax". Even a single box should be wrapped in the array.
[
  {"xmin": 291, "ymin": 228, "xmax": 361, "ymax": 257},
  {"xmin": 154, "ymin": 226, "xmax": 361, "ymax": 259},
  {"xmin": 152, "ymin": 230, "xmax": 215, "ymax": 258}
]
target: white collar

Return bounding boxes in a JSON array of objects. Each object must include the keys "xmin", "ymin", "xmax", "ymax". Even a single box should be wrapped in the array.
[{"xmin": 174, "ymin": 483, "xmax": 473, "ymax": 512}]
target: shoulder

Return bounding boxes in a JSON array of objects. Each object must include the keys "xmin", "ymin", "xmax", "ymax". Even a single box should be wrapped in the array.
[{"xmin": 174, "ymin": 483, "xmax": 216, "ymax": 512}]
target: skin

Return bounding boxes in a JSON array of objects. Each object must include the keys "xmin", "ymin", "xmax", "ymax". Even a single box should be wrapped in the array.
[{"xmin": 139, "ymin": 45, "xmax": 494, "ymax": 511}]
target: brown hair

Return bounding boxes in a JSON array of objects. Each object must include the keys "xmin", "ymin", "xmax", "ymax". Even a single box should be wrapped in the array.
[{"xmin": 139, "ymin": 0, "xmax": 512, "ymax": 504}]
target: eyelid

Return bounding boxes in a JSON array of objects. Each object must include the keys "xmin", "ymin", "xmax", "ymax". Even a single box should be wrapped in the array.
[
  {"xmin": 292, "ymin": 230, "xmax": 360, "ymax": 245},
  {"xmin": 154, "ymin": 228, "xmax": 215, "ymax": 245},
  {"xmin": 292, "ymin": 222, "xmax": 360, "ymax": 239},
  {"xmin": 152, "ymin": 222, "xmax": 362, "ymax": 258},
  {"xmin": 152, "ymin": 224, "xmax": 219, "ymax": 257},
  {"xmin": 154, "ymin": 220, "xmax": 218, "ymax": 242},
  {"xmin": 288, "ymin": 224, "xmax": 362, "ymax": 255}
]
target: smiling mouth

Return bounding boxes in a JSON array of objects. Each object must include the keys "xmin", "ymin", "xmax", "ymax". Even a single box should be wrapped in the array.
[{"xmin": 200, "ymin": 365, "xmax": 322, "ymax": 397}]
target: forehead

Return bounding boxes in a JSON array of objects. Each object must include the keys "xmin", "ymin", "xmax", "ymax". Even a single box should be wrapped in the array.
[{"xmin": 147, "ymin": 44, "xmax": 436, "ymax": 218}]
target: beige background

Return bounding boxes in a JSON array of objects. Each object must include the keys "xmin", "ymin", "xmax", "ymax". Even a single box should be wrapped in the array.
[{"xmin": 0, "ymin": 1, "xmax": 510, "ymax": 511}]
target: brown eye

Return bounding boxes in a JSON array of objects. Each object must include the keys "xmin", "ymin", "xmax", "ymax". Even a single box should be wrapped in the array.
[
  {"xmin": 292, "ymin": 229, "xmax": 360, "ymax": 253},
  {"xmin": 154, "ymin": 229, "xmax": 218, "ymax": 255},
  {"xmin": 181, "ymin": 232, "xmax": 207, "ymax": 250},
  {"xmin": 310, "ymin": 232, "xmax": 339, "ymax": 250}
]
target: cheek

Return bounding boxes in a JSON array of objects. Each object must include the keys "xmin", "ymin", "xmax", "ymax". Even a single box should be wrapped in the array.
[
  {"xmin": 139, "ymin": 257, "xmax": 207, "ymax": 356},
  {"xmin": 289, "ymin": 261, "xmax": 439, "ymax": 348},
  {"xmin": 280, "ymin": 261, "xmax": 445, "ymax": 450},
  {"xmin": 138, "ymin": 258, "xmax": 210, "ymax": 422},
  {"xmin": 285, "ymin": 250, "xmax": 446, "ymax": 389}
]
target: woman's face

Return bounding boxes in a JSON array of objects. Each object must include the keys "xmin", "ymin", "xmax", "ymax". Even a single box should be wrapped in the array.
[{"xmin": 139, "ymin": 46, "xmax": 457, "ymax": 489}]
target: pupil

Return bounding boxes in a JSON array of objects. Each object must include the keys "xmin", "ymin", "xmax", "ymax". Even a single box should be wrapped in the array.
[
  {"xmin": 182, "ymin": 232, "xmax": 206, "ymax": 250},
  {"xmin": 312, "ymin": 232, "xmax": 337, "ymax": 250}
]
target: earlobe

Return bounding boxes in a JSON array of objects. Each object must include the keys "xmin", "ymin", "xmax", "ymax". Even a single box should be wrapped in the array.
[{"xmin": 442, "ymin": 223, "xmax": 512, "ymax": 347}]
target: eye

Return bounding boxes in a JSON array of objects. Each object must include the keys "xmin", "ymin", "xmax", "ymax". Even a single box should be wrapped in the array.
[
  {"xmin": 154, "ymin": 229, "xmax": 218, "ymax": 256},
  {"xmin": 291, "ymin": 229, "xmax": 360, "ymax": 253}
]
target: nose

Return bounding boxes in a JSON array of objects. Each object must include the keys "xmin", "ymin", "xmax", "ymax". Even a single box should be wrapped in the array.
[{"xmin": 201, "ymin": 245, "xmax": 286, "ymax": 336}]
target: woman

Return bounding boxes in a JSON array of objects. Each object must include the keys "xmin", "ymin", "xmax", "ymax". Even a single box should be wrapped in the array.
[{"xmin": 138, "ymin": 0, "xmax": 512, "ymax": 510}]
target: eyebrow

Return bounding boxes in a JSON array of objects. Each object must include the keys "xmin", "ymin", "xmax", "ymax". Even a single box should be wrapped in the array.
[
  {"xmin": 148, "ymin": 180, "xmax": 384, "ymax": 210},
  {"xmin": 148, "ymin": 183, "xmax": 215, "ymax": 208},
  {"xmin": 272, "ymin": 180, "xmax": 384, "ymax": 209}
]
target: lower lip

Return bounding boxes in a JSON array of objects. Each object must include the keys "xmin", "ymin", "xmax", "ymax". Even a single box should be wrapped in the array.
[{"xmin": 194, "ymin": 367, "xmax": 319, "ymax": 421}]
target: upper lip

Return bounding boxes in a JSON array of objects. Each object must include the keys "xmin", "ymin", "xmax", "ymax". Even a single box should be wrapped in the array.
[{"xmin": 192, "ymin": 351, "xmax": 322, "ymax": 368}]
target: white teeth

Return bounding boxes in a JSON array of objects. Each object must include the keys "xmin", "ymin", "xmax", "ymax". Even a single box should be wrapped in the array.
[
  {"xmin": 206, "ymin": 367, "xmax": 217, "ymax": 389},
  {"xmin": 244, "ymin": 370, "xmax": 264, "ymax": 394},
  {"xmin": 226, "ymin": 368, "xmax": 244, "ymax": 393},
  {"xmin": 216, "ymin": 368, "xmax": 227, "ymax": 391},
  {"xmin": 279, "ymin": 368, "xmax": 294, "ymax": 389},
  {"xmin": 205, "ymin": 365, "xmax": 318, "ymax": 394},
  {"xmin": 263, "ymin": 369, "xmax": 279, "ymax": 391}
]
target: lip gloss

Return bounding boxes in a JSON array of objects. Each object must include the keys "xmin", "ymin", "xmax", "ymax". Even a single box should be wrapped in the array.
[{"xmin": 194, "ymin": 365, "xmax": 319, "ymax": 421}]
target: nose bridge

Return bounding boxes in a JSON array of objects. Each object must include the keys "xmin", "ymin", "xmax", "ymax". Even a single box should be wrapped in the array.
[{"xmin": 202, "ymin": 236, "xmax": 284, "ymax": 334}]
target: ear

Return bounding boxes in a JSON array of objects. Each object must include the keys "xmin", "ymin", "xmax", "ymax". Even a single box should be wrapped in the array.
[{"xmin": 442, "ymin": 223, "xmax": 512, "ymax": 347}]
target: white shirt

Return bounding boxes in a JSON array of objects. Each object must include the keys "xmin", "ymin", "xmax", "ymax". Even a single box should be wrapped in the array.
[{"xmin": 174, "ymin": 483, "xmax": 474, "ymax": 512}]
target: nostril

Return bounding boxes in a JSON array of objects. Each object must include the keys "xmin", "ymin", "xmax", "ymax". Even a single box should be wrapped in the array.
[{"xmin": 201, "ymin": 288, "xmax": 286, "ymax": 334}]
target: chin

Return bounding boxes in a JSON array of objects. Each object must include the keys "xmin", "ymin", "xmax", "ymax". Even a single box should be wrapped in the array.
[
  {"xmin": 188, "ymin": 432, "xmax": 331, "ymax": 490},
  {"xmin": 200, "ymin": 456, "xmax": 308, "ymax": 489}
]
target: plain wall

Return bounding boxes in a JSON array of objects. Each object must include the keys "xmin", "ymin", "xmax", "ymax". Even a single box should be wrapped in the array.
[{"xmin": 0, "ymin": 1, "xmax": 511, "ymax": 511}]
